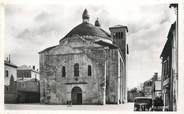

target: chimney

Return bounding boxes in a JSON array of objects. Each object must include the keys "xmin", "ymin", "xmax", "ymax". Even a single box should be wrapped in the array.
[
  {"xmin": 33, "ymin": 66, "xmax": 35, "ymax": 70},
  {"xmin": 154, "ymin": 72, "xmax": 158, "ymax": 80},
  {"xmin": 9, "ymin": 54, "xmax": 11, "ymax": 63}
]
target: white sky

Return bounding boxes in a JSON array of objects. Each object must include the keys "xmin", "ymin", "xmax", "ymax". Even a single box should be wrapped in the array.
[{"xmin": 3, "ymin": 0, "xmax": 176, "ymax": 89}]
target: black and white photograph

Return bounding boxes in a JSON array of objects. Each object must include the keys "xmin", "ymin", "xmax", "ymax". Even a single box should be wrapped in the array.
[{"xmin": 1, "ymin": 0, "xmax": 184, "ymax": 113}]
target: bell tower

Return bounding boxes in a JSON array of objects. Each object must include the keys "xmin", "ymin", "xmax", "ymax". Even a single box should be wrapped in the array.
[
  {"xmin": 109, "ymin": 25, "xmax": 128, "ymax": 104},
  {"xmin": 109, "ymin": 25, "xmax": 128, "ymax": 58}
]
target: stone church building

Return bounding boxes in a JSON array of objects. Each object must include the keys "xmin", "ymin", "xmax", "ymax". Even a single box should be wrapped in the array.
[{"xmin": 39, "ymin": 9, "xmax": 128, "ymax": 105}]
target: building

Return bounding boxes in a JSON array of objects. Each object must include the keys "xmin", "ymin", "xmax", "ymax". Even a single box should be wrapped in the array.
[
  {"xmin": 127, "ymin": 88, "xmax": 144, "ymax": 102},
  {"xmin": 160, "ymin": 22, "xmax": 176, "ymax": 111},
  {"xmin": 143, "ymin": 79, "xmax": 152, "ymax": 98},
  {"xmin": 17, "ymin": 78, "xmax": 40, "ymax": 103},
  {"xmin": 4, "ymin": 57, "xmax": 18, "ymax": 103},
  {"xmin": 169, "ymin": 4, "xmax": 178, "ymax": 111},
  {"xmin": 151, "ymin": 73, "xmax": 162, "ymax": 100},
  {"xmin": 16, "ymin": 65, "xmax": 40, "ymax": 103},
  {"xmin": 17, "ymin": 65, "xmax": 40, "ymax": 80},
  {"xmin": 39, "ymin": 9, "xmax": 128, "ymax": 105},
  {"xmin": 160, "ymin": 4, "xmax": 178, "ymax": 111}
]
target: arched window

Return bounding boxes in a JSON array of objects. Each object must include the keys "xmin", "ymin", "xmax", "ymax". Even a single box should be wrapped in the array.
[
  {"xmin": 5, "ymin": 70, "xmax": 8, "ymax": 77},
  {"xmin": 88, "ymin": 65, "xmax": 91, "ymax": 76},
  {"xmin": 74, "ymin": 63, "xmax": 79, "ymax": 77},
  {"xmin": 118, "ymin": 32, "xmax": 121, "ymax": 38},
  {"xmin": 120, "ymin": 32, "xmax": 123, "ymax": 38},
  {"xmin": 117, "ymin": 32, "xmax": 119, "ymax": 38},
  {"xmin": 62, "ymin": 66, "xmax": 66, "ymax": 77},
  {"xmin": 115, "ymin": 32, "xmax": 118, "ymax": 39}
]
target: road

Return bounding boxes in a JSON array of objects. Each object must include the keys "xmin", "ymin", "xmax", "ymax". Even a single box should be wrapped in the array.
[{"xmin": 4, "ymin": 103, "xmax": 134, "ymax": 111}]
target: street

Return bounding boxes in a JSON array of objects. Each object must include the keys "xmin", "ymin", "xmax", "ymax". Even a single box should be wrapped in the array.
[{"xmin": 5, "ymin": 103, "xmax": 134, "ymax": 111}]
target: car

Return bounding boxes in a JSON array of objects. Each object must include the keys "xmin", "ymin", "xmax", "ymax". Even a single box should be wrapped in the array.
[{"xmin": 134, "ymin": 97, "xmax": 152, "ymax": 111}]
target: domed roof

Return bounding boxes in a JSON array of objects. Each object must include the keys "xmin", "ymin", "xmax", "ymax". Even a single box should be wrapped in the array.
[{"xmin": 64, "ymin": 22, "xmax": 111, "ymax": 39}]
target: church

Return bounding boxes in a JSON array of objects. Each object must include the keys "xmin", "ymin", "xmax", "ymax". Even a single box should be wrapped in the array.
[{"xmin": 39, "ymin": 9, "xmax": 128, "ymax": 105}]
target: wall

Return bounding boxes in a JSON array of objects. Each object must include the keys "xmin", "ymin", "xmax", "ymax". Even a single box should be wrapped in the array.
[
  {"xmin": 17, "ymin": 91, "xmax": 40, "ymax": 103},
  {"xmin": 17, "ymin": 80, "xmax": 40, "ymax": 93},
  {"xmin": 40, "ymin": 36, "xmax": 106, "ymax": 104},
  {"xmin": 106, "ymin": 49, "xmax": 126, "ymax": 104},
  {"xmin": 106, "ymin": 49, "xmax": 118, "ymax": 104},
  {"xmin": 16, "ymin": 79, "xmax": 40, "ymax": 103},
  {"xmin": 40, "ymin": 35, "xmax": 127, "ymax": 104}
]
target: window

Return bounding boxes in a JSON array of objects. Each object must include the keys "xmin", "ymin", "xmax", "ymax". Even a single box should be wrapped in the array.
[
  {"xmin": 163, "ymin": 60, "xmax": 167, "ymax": 77},
  {"xmin": 6, "ymin": 86, "xmax": 9, "ymax": 91},
  {"xmin": 167, "ymin": 57, "xmax": 170, "ymax": 74},
  {"xmin": 88, "ymin": 65, "xmax": 91, "ymax": 76},
  {"xmin": 62, "ymin": 66, "xmax": 66, "ymax": 77},
  {"xmin": 115, "ymin": 32, "xmax": 118, "ymax": 38},
  {"xmin": 165, "ymin": 61, "xmax": 168, "ymax": 76},
  {"xmin": 113, "ymin": 33, "xmax": 116, "ymax": 38},
  {"xmin": 74, "ymin": 63, "xmax": 79, "ymax": 77},
  {"xmin": 120, "ymin": 32, "xmax": 123, "ymax": 38},
  {"xmin": 5, "ymin": 70, "xmax": 8, "ymax": 77}
]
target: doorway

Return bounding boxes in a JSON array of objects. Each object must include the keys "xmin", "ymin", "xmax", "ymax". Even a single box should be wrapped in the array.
[{"xmin": 71, "ymin": 87, "xmax": 82, "ymax": 104}]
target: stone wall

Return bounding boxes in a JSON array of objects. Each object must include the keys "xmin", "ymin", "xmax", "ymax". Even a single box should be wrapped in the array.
[
  {"xmin": 40, "ymin": 39, "xmax": 106, "ymax": 104},
  {"xmin": 105, "ymin": 49, "xmax": 126, "ymax": 104},
  {"xmin": 39, "ymin": 36, "xmax": 126, "ymax": 104},
  {"xmin": 17, "ymin": 80, "xmax": 40, "ymax": 93}
]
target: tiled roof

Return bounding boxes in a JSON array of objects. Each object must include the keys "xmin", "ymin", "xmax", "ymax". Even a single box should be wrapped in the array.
[
  {"xmin": 4, "ymin": 60, "xmax": 17, "ymax": 68},
  {"xmin": 39, "ymin": 45, "xmax": 57, "ymax": 54},
  {"xmin": 109, "ymin": 25, "xmax": 128, "ymax": 32},
  {"xmin": 63, "ymin": 22, "xmax": 111, "ymax": 39}
]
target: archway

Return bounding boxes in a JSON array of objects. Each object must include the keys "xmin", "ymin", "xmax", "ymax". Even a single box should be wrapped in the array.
[{"xmin": 71, "ymin": 86, "xmax": 82, "ymax": 104}]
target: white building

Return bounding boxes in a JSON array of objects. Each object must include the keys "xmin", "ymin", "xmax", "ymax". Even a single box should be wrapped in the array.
[
  {"xmin": 17, "ymin": 65, "xmax": 40, "ymax": 80},
  {"xmin": 4, "ymin": 58, "xmax": 18, "ymax": 103},
  {"xmin": 4, "ymin": 60, "xmax": 17, "ymax": 86}
]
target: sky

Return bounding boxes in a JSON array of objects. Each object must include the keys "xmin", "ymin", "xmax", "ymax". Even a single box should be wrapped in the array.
[{"xmin": 3, "ymin": 0, "xmax": 176, "ymax": 89}]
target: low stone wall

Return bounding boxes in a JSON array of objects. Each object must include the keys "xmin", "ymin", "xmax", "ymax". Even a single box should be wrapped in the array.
[{"xmin": 4, "ymin": 93, "xmax": 17, "ymax": 104}]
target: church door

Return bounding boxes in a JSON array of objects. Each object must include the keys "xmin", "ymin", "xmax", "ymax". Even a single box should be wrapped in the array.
[{"xmin": 71, "ymin": 87, "xmax": 82, "ymax": 104}]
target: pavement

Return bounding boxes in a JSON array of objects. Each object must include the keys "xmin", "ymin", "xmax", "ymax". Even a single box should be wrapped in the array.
[{"xmin": 4, "ymin": 103, "xmax": 134, "ymax": 111}]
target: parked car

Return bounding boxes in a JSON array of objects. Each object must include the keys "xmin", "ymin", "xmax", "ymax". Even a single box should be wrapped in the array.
[{"xmin": 134, "ymin": 97, "xmax": 152, "ymax": 111}]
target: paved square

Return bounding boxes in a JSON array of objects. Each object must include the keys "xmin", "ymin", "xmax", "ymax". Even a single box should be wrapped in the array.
[{"xmin": 5, "ymin": 103, "xmax": 134, "ymax": 111}]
